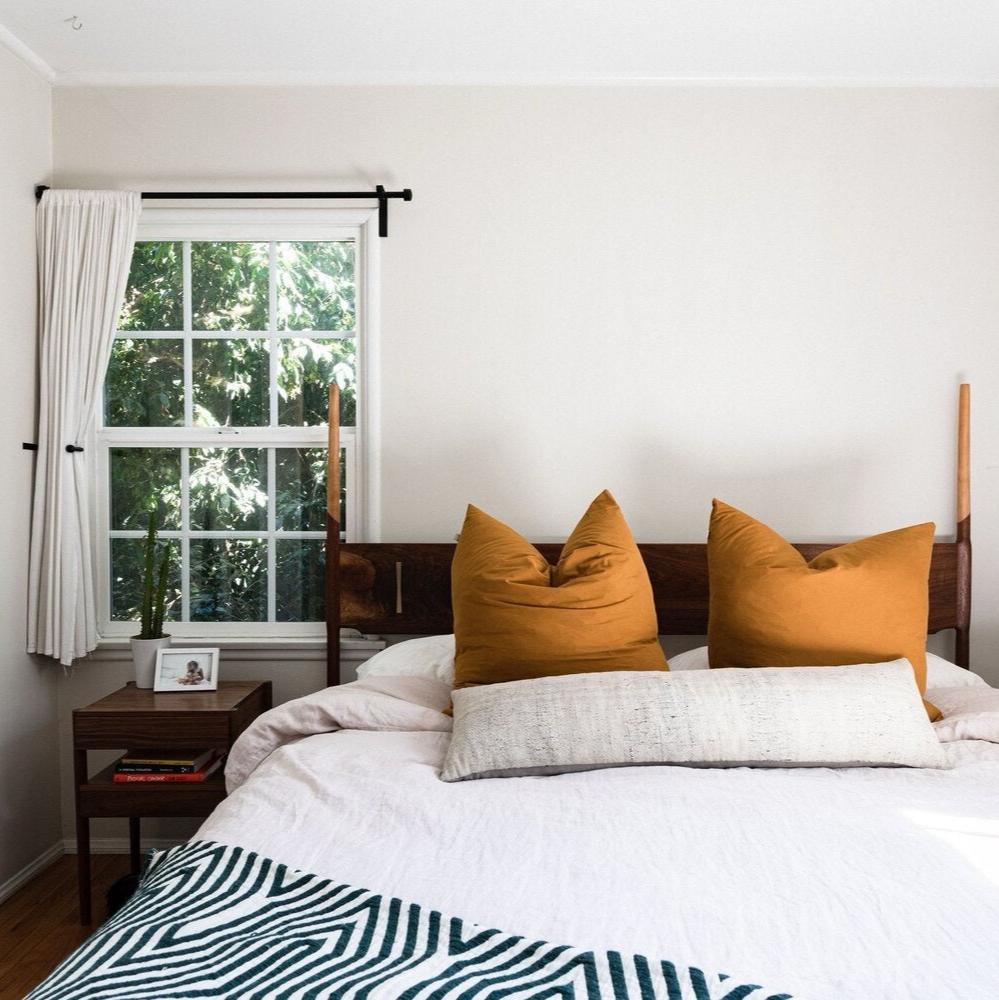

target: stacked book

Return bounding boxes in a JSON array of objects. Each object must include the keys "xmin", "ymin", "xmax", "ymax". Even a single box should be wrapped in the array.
[{"xmin": 113, "ymin": 749, "xmax": 224, "ymax": 783}]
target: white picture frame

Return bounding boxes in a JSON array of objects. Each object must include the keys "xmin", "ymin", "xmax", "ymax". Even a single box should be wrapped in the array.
[{"xmin": 154, "ymin": 647, "xmax": 220, "ymax": 692}]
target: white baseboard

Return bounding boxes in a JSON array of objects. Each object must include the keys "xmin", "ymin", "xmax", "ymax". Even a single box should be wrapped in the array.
[
  {"xmin": 0, "ymin": 839, "xmax": 191, "ymax": 906},
  {"xmin": 0, "ymin": 842, "xmax": 64, "ymax": 904},
  {"xmin": 63, "ymin": 836, "xmax": 185, "ymax": 855}
]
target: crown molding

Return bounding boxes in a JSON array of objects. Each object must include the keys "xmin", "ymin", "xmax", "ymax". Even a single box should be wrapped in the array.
[
  {"xmin": 0, "ymin": 20, "xmax": 56, "ymax": 83},
  {"xmin": 3, "ymin": 18, "xmax": 999, "ymax": 91},
  {"xmin": 49, "ymin": 69, "xmax": 999, "ymax": 89}
]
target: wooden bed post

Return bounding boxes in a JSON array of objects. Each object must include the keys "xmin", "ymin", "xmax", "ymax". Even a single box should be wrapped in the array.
[
  {"xmin": 326, "ymin": 384, "xmax": 341, "ymax": 687},
  {"xmin": 955, "ymin": 382, "xmax": 972, "ymax": 668}
]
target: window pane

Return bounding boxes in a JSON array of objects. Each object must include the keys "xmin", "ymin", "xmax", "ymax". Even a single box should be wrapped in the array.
[
  {"xmin": 192, "ymin": 338, "xmax": 269, "ymax": 426},
  {"xmin": 190, "ymin": 539, "xmax": 267, "ymax": 622},
  {"xmin": 110, "ymin": 448, "xmax": 181, "ymax": 530},
  {"xmin": 105, "ymin": 229, "xmax": 363, "ymax": 631},
  {"xmin": 105, "ymin": 338, "xmax": 184, "ymax": 427},
  {"xmin": 276, "ymin": 539, "xmax": 325, "ymax": 622},
  {"xmin": 275, "ymin": 447, "xmax": 331, "ymax": 531},
  {"xmin": 276, "ymin": 241, "xmax": 355, "ymax": 332},
  {"xmin": 110, "ymin": 538, "xmax": 181, "ymax": 623},
  {"xmin": 189, "ymin": 448, "xmax": 267, "ymax": 531},
  {"xmin": 191, "ymin": 242, "xmax": 268, "ymax": 331},
  {"xmin": 277, "ymin": 338, "xmax": 356, "ymax": 427},
  {"xmin": 118, "ymin": 242, "xmax": 183, "ymax": 331}
]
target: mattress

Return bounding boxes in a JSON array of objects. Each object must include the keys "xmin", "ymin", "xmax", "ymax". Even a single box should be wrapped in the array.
[{"xmin": 32, "ymin": 675, "xmax": 999, "ymax": 999}]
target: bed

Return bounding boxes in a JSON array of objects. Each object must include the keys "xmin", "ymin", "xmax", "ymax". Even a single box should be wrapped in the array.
[{"xmin": 30, "ymin": 385, "xmax": 999, "ymax": 1000}]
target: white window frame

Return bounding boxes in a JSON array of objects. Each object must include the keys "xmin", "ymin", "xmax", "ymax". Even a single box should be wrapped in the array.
[{"xmin": 97, "ymin": 207, "xmax": 380, "ymax": 639}]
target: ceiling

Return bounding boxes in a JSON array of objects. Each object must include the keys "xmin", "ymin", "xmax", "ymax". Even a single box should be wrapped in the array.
[{"xmin": 2, "ymin": 0, "xmax": 999, "ymax": 87}]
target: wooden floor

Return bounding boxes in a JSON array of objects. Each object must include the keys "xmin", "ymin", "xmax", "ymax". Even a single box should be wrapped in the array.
[{"xmin": 0, "ymin": 854, "xmax": 130, "ymax": 1000}]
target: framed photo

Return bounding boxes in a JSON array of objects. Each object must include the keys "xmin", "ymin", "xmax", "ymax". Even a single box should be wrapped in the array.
[{"xmin": 154, "ymin": 648, "xmax": 220, "ymax": 692}]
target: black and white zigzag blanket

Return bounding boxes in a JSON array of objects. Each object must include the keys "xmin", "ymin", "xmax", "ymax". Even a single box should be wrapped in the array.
[{"xmin": 28, "ymin": 841, "xmax": 792, "ymax": 1000}]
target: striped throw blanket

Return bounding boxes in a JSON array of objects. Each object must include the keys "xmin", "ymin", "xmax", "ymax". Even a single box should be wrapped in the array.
[{"xmin": 29, "ymin": 841, "xmax": 792, "ymax": 1000}]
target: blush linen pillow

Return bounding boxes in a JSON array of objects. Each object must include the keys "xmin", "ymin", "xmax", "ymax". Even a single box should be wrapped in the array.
[
  {"xmin": 451, "ymin": 491, "xmax": 667, "ymax": 690},
  {"xmin": 666, "ymin": 646, "xmax": 983, "ymax": 693},
  {"xmin": 707, "ymin": 500, "xmax": 938, "ymax": 718},
  {"xmin": 932, "ymin": 685, "xmax": 999, "ymax": 743}
]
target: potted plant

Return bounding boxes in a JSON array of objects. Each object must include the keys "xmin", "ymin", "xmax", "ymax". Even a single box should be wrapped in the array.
[{"xmin": 130, "ymin": 512, "xmax": 173, "ymax": 688}]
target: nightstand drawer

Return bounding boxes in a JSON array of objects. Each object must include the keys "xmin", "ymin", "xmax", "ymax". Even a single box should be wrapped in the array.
[
  {"xmin": 72, "ymin": 681, "xmax": 270, "ymax": 749},
  {"xmin": 74, "ymin": 712, "xmax": 233, "ymax": 749}
]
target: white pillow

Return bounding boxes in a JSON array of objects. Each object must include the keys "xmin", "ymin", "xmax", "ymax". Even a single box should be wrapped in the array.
[
  {"xmin": 361, "ymin": 635, "xmax": 678, "ymax": 684},
  {"xmin": 932, "ymin": 686, "xmax": 999, "ymax": 743},
  {"xmin": 358, "ymin": 637, "xmax": 988, "ymax": 693},
  {"xmin": 666, "ymin": 645, "xmax": 987, "ymax": 691},
  {"xmin": 666, "ymin": 646, "xmax": 710, "ymax": 671},
  {"xmin": 925, "ymin": 652, "xmax": 987, "ymax": 691},
  {"xmin": 357, "ymin": 634, "xmax": 456, "ymax": 683},
  {"xmin": 441, "ymin": 661, "xmax": 948, "ymax": 782}
]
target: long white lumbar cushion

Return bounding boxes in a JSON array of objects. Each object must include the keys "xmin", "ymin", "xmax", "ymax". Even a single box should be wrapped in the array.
[{"xmin": 441, "ymin": 660, "xmax": 948, "ymax": 782}]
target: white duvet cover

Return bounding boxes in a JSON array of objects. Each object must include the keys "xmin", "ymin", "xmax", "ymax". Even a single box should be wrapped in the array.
[{"xmin": 199, "ymin": 676, "xmax": 999, "ymax": 1000}]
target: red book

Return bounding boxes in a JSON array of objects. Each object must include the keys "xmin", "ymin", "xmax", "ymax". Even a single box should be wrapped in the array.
[{"xmin": 112, "ymin": 755, "xmax": 223, "ymax": 783}]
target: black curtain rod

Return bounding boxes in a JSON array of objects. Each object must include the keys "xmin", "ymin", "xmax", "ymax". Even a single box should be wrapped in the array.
[{"xmin": 34, "ymin": 185, "xmax": 413, "ymax": 237}]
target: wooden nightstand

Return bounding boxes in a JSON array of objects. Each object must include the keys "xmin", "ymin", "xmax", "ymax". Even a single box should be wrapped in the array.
[{"xmin": 72, "ymin": 680, "xmax": 272, "ymax": 924}]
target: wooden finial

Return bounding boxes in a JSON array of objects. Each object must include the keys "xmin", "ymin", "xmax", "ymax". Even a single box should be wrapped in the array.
[
  {"xmin": 957, "ymin": 383, "xmax": 970, "ymax": 541},
  {"xmin": 954, "ymin": 382, "xmax": 972, "ymax": 669},
  {"xmin": 326, "ymin": 382, "xmax": 342, "ymax": 687}
]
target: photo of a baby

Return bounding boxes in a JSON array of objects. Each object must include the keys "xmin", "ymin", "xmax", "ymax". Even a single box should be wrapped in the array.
[
  {"xmin": 177, "ymin": 659, "xmax": 206, "ymax": 685},
  {"xmin": 154, "ymin": 649, "xmax": 219, "ymax": 692}
]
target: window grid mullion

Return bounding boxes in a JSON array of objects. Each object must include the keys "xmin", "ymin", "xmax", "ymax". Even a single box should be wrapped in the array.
[
  {"xmin": 100, "ymin": 429, "xmax": 335, "ymax": 446},
  {"xmin": 267, "ymin": 243, "xmax": 278, "ymax": 623},
  {"xmin": 110, "ymin": 530, "xmax": 324, "ymax": 539},
  {"xmin": 267, "ymin": 447, "xmax": 277, "ymax": 623},
  {"xmin": 181, "ymin": 446, "xmax": 191, "ymax": 623},
  {"xmin": 182, "ymin": 241, "xmax": 193, "ymax": 624},
  {"xmin": 113, "ymin": 331, "xmax": 185, "ymax": 339},
  {"xmin": 113, "ymin": 330, "xmax": 357, "ymax": 341},
  {"xmin": 183, "ymin": 241, "xmax": 194, "ymax": 428},
  {"xmin": 268, "ymin": 241, "xmax": 279, "ymax": 428}
]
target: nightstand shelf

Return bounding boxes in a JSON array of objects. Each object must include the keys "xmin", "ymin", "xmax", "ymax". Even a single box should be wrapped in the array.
[
  {"xmin": 78, "ymin": 763, "xmax": 228, "ymax": 817},
  {"xmin": 72, "ymin": 680, "xmax": 272, "ymax": 924}
]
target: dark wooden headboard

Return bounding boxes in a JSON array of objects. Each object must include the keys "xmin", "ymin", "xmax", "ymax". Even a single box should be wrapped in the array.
[{"xmin": 323, "ymin": 385, "xmax": 972, "ymax": 686}]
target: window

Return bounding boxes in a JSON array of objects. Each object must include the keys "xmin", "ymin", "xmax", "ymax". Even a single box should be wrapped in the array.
[{"xmin": 98, "ymin": 208, "xmax": 377, "ymax": 638}]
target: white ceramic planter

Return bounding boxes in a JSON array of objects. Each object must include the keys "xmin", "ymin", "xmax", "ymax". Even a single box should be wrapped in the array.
[{"xmin": 130, "ymin": 635, "xmax": 171, "ymax": 689}]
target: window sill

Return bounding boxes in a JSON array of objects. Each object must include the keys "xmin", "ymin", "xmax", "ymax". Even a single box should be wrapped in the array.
[{"xmin": 89, "ymin": 633, "xmax": 385, "ymax": 663}]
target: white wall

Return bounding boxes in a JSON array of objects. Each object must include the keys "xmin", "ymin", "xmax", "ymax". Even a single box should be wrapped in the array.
[
  {"xmin": 50, "ymin": 85, "xmax": 999, "ymax": 834},
  {"xmin": 0, "ymin": 46, "xmax": 59, "ymax": 887}
]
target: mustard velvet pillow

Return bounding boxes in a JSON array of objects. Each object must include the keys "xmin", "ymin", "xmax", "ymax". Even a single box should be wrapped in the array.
[
  {"xmin": 452, "ymin": 491, "xmax": 668, "ymax": 690},
  {"xmin": 707, "ymin": 500, "xmax": 938, "ymax": 716}
]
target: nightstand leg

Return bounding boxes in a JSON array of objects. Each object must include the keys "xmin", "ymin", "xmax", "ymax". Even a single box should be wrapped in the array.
[
  {"xmin": 129, "ymin": 817, "xmax": 141, "ymax": 872},
  {"xmin": 76, "ymin": 813, "xmax": 92, "ymax": 924},
  {"xmin": 73, "ymin": 747, "xmax": 92, "ymax": 924}
]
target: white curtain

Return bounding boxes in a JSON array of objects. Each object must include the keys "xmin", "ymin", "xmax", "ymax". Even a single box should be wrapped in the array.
[{"xmin": 28, "ymin": 190, "xmax": 141, "ymax": 665}]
